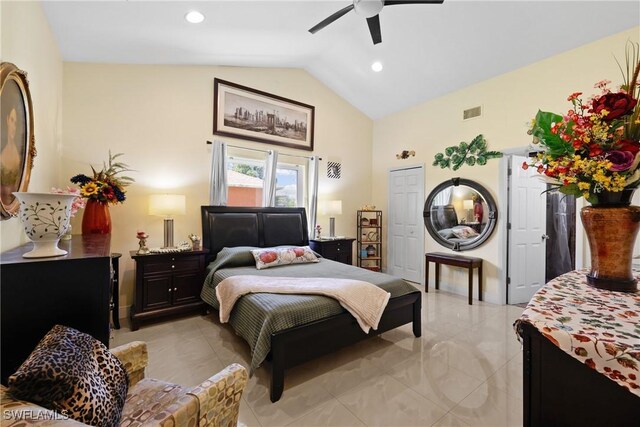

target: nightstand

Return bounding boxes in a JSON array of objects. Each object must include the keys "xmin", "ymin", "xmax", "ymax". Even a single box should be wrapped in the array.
[
  {"xmin": 129, "ymin": 249, "xmax": 208, "ymax": 330},
  {"xmin": 309, "ymin": 238, "xmax": 355, "ymax": 265}
]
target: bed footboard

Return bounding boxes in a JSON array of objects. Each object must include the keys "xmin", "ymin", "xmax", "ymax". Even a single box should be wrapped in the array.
[{"xmin": 269, "ymin": 291, "xmax": 421, "ymax": 402}]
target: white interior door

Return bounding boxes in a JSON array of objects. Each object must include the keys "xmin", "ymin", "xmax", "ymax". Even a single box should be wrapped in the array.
[
  {"xmin": 388, "ymin": 166, "xmax": 424, "ymax": 283},
  {"xmin": 508, "ymin": 155, "xmax": 547, "ymax": 304}
]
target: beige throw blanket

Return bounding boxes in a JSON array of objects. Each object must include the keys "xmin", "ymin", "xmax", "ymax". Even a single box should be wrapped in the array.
[{"xmin": 216, "ymin": 275, "xmax": 391, "ymax": 333}]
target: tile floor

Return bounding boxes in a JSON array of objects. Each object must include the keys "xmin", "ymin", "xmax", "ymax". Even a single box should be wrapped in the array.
[{"xmin": 112, "ymin": 290, "xmax": 525, "ymax": 427}]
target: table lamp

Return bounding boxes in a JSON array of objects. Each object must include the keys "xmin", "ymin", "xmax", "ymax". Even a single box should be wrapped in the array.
[
  {"xmin": 149, "ymin": 194, "xmax": 186, "ymax": 248},
  {"xmin": 321, "ymin": 200, "xmax": 342, "ymax": 238},
  {"xmin": 463, "ymin": 199, "xmax": 473, "ymax": 222}
]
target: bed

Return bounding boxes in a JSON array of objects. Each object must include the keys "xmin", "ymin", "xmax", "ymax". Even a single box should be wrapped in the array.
[{"xmin": 200, "ymin": 206, "xmax": 422, "ymax": 402}]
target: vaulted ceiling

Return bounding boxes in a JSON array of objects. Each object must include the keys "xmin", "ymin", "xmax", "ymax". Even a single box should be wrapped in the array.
[{"xmin": 42, "ymin": 1, "xmax": 639, "ymax": 119}]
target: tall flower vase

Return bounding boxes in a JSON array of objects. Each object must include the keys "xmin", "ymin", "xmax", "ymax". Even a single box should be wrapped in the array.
[
  {"xmin": 82, "ymin": 199, "xmax": 112, "ymax": 234},
  {"xmin": 13, "ymin": 192, "xmax": 76, "ymax": 258},
  {"xmin": 580, "ymin": 189, "xmax": 640, "ymax": 293}
]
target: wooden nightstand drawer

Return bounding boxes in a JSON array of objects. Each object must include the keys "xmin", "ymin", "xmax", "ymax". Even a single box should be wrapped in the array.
[
  {"xmin": 332, "ymin": 241, "xmax": 350, "ymax": 250},
  {"xmin": 143, "ymin": 257, "xmax": 201, "ymax": 274}
]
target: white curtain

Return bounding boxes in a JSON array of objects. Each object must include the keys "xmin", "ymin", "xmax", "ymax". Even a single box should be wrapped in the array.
[
  {"xmin": 262, "ymin": 150, "xmax": 279, "ymax": 207},
  {"xmin": 434, "ymin": 186, "xmax": 453, "ymax": 206},
  {"xmin": 209, "ymin": 140, "xmax": 228, "ymax": 205},
  {"xmin": 307, "ymin": 156, "xmax": 319, "ymax": 237}
]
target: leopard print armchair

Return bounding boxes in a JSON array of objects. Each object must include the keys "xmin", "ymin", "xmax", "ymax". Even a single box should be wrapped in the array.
[{"xmin": 1, "ymin": 341, "xmax": 248, "ymax": 427}]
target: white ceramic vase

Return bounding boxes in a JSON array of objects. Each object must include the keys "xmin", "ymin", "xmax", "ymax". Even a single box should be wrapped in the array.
[{"xmin": 13, "ymin": 192, "xmax": 76, "ymax": 258}]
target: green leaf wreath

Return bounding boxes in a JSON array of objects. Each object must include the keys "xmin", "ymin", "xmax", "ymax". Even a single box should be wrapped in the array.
[{"xmin": 433, "ymin": 134, "xmax": 503, "ymax": 170}]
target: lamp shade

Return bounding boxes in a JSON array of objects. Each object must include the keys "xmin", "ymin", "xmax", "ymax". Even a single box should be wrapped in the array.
[
  {"xmin": 149, "ymin": 194, "xmax": 186, "ymax": 216},
  {"xmin": 463, "ymin": 199, "xmax": 473, "ymax": 210},
  {"xmin": 320, "ymin": 200, "xmax": 342, "ymax": 216}
]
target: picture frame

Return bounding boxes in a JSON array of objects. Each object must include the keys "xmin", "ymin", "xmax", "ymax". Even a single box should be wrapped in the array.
[
  {"xmin": 213, "ymin": 78, "xmax": 315, "ymax": 151},
  {"xmin": 327, "ymin": 161, "xmax": 341, "ymax": 179},
  {"xmin": 1, "ymin": 62, "xmax": 36, "ymax": 220}
]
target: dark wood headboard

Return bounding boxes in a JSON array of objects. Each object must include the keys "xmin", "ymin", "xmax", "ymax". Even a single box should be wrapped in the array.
[{"xmin": 200, "ymin": 206, "xmax": 309, "ymax": 261}]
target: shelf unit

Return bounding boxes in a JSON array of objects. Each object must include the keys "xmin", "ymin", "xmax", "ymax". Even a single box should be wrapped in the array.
[{"xmin": 357, "ymin": 210, "xmax": 382, "ymax": 271}]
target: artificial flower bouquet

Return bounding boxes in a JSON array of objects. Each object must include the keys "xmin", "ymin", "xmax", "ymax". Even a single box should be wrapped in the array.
[
  {"xmin": 70, "ymin": 152, "xmax": 134, "ymax": 204},
  {"xmin": 525, "ymin": 42, "xmax": 640, "ymax": 203}
]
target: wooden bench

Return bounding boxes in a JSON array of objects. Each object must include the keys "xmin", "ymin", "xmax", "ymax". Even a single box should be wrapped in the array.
[{"xmin": 425, "ymin": 252, "xmax": 483, "ymax": 305}]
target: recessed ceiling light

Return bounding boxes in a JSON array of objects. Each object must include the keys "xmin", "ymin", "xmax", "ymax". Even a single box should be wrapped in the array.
[
  {"xmin": 371, "ymin": 61, "xmax": 383, "ymax": 72},
  {"xmin": 185, "ymin": 11, "xmax": 205, "ymax": 24}
]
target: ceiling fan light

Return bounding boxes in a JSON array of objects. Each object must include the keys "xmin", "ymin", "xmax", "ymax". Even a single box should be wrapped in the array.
[
  {"xmin": 185, "ymin": 11, "xmax": 205, "ymax": 24},
  {"xmin": 354, "ymin": 0, "xmax": 384, "ymax": 18},
  {"xmin": 371, "ymin": 61, "xmax": 383, "ymax": 72}
]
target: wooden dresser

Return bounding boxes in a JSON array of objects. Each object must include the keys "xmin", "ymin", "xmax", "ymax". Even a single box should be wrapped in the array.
[
  {"xmin": 516, "ymin": 270, "xmax": 640, "ymax": 425},
  {"xmin": 0, "ymin": 235, "xmax": 111, "ymax": 384}
]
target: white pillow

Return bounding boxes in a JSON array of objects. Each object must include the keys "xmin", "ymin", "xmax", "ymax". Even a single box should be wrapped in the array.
[{"xmin": 251, "ymin": 246, "xmax": 319, "ymax": 270}]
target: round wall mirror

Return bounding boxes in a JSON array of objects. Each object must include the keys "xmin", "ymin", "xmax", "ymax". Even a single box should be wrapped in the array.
[{"xmin": 423, "ymin": 178, "xmax": 497, "ymax": 251}]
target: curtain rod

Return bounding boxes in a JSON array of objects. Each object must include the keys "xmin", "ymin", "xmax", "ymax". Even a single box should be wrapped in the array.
[{"xmin": 206, "ymin": 140, "xmax": 321, "ymax": 161}]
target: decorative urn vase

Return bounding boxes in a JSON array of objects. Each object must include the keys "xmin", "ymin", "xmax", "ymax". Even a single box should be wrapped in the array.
[
  {"xmin": 13, "ymin": 192, "xmax": 76, "ymax": 258},
  {"xmin": 82, "ymin": 199, "xmax": 111, "ymax": 234},
  {"xmin": 580, "ymin": 189, "xmax": 640, "ymax": 293}
]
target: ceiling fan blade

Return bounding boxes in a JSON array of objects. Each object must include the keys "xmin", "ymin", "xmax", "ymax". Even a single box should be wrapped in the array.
[
  {"xmin": 366, "ymin": 15, "xmax": 382, "ymax": 45},
  {"xmin": 384, "ymin": 1, "xmax": 444, "ymax": 5},
  {"xmin": 308, "ymin": 4, "xmax": 355, "ymax": 34}
]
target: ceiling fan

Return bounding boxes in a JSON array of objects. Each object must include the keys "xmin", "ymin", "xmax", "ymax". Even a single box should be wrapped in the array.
[{"xmin": 308, "ymin": 0, "xmax": 444, "ymax": 45}]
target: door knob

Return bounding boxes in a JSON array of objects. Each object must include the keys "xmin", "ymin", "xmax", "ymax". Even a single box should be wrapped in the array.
[{"xmin": 542, "ymin": 234, "xmax": 550, "ymax": 240}]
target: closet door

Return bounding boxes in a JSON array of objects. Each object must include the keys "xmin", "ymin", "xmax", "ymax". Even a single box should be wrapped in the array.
[{"xmin": 388, "ymin": 166, "xmax": 424, "ymax": 283}]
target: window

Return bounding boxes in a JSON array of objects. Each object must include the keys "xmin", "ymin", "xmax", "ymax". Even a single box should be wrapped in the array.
[
  {"xmin": 226, "ymin": 148, "xmax": 266, "ymax": 207},
  {"xmin": 225, "ymin": 148, "xmax": 307, "ymax": 208},
  {"xmin": 275, "ymin": 165, "xmax": 303, "ymax": 207},
  {"xmin": 215, "ymin": 146, "xmax": 314, "ymax": 229}
]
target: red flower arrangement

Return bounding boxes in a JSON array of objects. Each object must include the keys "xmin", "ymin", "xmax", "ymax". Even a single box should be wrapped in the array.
[{"xmin": 525, "ymin": 42, "xmax": 640, "ymax": 203}]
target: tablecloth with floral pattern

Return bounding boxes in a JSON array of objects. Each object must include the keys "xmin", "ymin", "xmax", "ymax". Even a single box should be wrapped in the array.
[{"xmin": 515, "ymin": 269, "xmax": 640, "ymax": 396}]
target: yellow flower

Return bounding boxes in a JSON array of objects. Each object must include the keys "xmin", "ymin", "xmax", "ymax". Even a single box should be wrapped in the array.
[
  {"xmin": 578, "ymin": 182, "xmax": 590, "ymax": 191},
  {"xmin": 81, "ymin": 182, "xmax": 100, "ymax": 197}
]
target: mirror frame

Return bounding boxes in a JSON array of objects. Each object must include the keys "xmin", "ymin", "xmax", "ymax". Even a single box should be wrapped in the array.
[{"xmin": 423, "ymin": 177, "xmax": 497, "ymax": 251}]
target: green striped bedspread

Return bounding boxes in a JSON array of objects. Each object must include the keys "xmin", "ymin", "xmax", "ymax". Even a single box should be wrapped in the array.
[{"xmin": 200, "ymin": 246, "xmax": 420, "ymax": 373}]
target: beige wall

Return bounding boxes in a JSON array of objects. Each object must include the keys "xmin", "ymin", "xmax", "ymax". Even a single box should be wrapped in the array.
[
  {"xmin": 62, "ymin": 63, "xmax": 373, "ymax": 315},
  {"xmin": 0, "ymin": 1, "xmax": 63, "ymax": 252},
  {"xmin": 372, "ymin": 27, "xmax": 640, "ymax": 304}
]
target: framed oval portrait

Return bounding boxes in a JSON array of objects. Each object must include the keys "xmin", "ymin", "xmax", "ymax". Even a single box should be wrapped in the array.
[{"xmin": 1, "ymin": 62, "xmax": 36, "ymax": 219}]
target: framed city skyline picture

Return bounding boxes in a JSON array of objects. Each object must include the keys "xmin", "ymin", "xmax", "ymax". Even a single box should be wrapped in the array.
[{"xmin": 213, "ymin": 78, "xmax": 315, "ymax": 151}]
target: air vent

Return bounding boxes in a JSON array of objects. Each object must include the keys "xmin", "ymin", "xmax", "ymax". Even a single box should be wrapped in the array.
[{"xmin": 463, "ymin": 106, "xmax": 482, "ymax": 120}]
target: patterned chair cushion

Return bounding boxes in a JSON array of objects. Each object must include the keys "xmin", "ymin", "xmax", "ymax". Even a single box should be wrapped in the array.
[
  {"xmin": 251, "ymin": 246, "xmax": 319, "ymax": 270},
  {"xmin": 120, "ymin": 378, "xmax": 198, "ymax": 426},
  {"xmin": 7, "ymin": 325, "xmax": 129, "ymax": 427}
]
